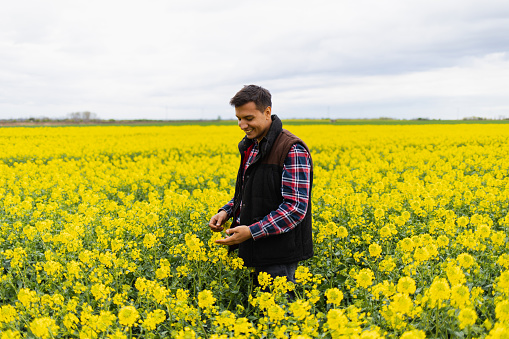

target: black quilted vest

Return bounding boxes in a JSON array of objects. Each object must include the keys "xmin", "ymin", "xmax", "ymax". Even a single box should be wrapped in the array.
[{"xmin": 230, "ymin": 115, "xmax": 314, "ymax": 267}]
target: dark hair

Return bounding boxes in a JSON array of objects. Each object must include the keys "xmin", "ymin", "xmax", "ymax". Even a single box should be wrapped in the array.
[{"xmin": 229, "ymin": 85, "xmax": 272, "ymax": 113}]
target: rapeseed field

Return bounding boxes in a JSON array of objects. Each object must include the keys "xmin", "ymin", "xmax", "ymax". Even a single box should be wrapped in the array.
[{"xmin": 0, "ymin": 124, "xmax": 508, "ymax": 338}]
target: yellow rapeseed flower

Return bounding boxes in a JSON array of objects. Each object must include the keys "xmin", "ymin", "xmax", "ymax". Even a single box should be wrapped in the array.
[
  {"xmin": 1, "ymin": 330, "xmax": 20, "ymax": 339},
  {"xmin": 107, "ymin": 331, "xmax": 127, "ymax": 339},
  {"xmin": 496, "ymin": 254, "xmax": 509, "ymax": 269},
  {"xmin": 143, "ymin": 309, "xmax": 166, "ymax": 330},
  {"xmin": 143, "ymin": 233, "xmax": 157, "ymax": 249},
  {"xmin": 413, "ymin": 247, "xmax": 430, "ymax": 263},
  {"xmin": 451, "ymin": 284, "xmax": 470, "ymax": 308},
  {"xmin": 214, "ymin": 310, "xmax": 236, "ymax": 330},
  {"xmin": 397, "ymin": 276, "xmax": 416, "ymax": 294},
  {"xmin": 486, "ymin": 323, "xmax": 509, "ymax": 338},
  {"xmin": 234, "ymin": 317, "xmax": 255, "ymax": 336},
  {"xmin": 198, "ymin": 290, "xmax": 216, "ymax": 309},
  {"xmin": 429, "ymin": 277, "xmax": 450, "ymax": 306},
  {"xmin": 176, "ymin": 327, "xmax": 197, "ymax": 339},
  {"xmin": 29, "ymin": 317, "xmax": 59, "ymax": 339},
  {"xmin": 445, "ymin": 262, "xmax": 467, "ymax": 286},
  {"xmin": 379, "ymin": 256, "xmax": 396, "ymax": 272},
  {"xmin": 495, "ymin": 300, "xmax": 509, "ymax": 322},
  {"xmin": 118, "ymin": 305, "xmax": 139, "ymax": 327},
  {"xmin": 289, "ymin": 300, "xmax": 311, "ymax": 321},
  {"xmin": 458, "ymin": 308, "xmax": 478, "ymax": 329},
  {"xmin": 356, "ymin": 268, "xmax": 375, "ymax": 289},
  {"xmin": 267, "ymin": 305, "xmax": 285, "ymax": 322},
  {"xmin": 369, "ymin": 243, "xmax": 382, "ymax": 258},
  {"xmin": 17, "ymin": 288, "xmax": 37, "ymax": 307},
  {"xmin": 325, "ymin": 288, "xmax": 344, "ymax": 306},
  {"xmin": 399, "ymin": 238, "xmax": 414, "ymax": 253},
  {"xmin": 0, "ymin": 304, "xmax": 17, "ymax": 323},
  {"xmin": 457, "ymin": 253, "xmax": 476, "ymax": 269},
  {"xmin": 63, "ymin": 313, "xmax": 79, "ymax": 330},
  {"xmin": 257, "ymin": 271, "xmax": 273, "ymax": 289},
  {"xmin": 326, "ymin": 308, "xmax": 350, "ymax": 332},
  {"xmin": 379, "ymin": 225, "xmax": 392, "ymax": 239},
  {"xmin": 496, "ymin": 271, "xmax": 509, "ymax": 294},
  {"xmin": 390, "ymin": 293, "xmax": 413, "ymax": 314},
  {"xmin": 437, "ymin": 235, "xmax": 449, "ymax": 247},
  {"xmin": 400, "ymin": 329, "xmax": 426, "ymax": 338},
  {"xmin": 457, "ymin": 216, "xmax": 469, "ymax": 228},
  {"xmin": 336, "ymin": 226, "xmax": 348, "ymax": 238},
  {"xmin": 295, "ymin": 266, "xmax": 312, "ymax": 285}
]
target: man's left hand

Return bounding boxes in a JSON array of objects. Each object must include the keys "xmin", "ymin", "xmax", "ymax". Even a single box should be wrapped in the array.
[{"xmin": 215, "ymin": 226, "xmax": 252, "ymax": 246}]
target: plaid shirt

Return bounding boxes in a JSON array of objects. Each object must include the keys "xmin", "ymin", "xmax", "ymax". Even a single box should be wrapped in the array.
[{"xmin": 221, "ymin": 140, "xmax": 312, "ymax": 241}]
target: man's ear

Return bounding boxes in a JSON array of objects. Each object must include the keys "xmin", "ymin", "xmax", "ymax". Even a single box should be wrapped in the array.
[{"xmin": 264, "ymin": 106, "xmax": 271, "ymax": 118}]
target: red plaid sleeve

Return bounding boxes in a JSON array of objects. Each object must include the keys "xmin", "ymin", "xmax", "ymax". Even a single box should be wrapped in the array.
[
  {"xmin": 220, "ymin": 198, "xmax": 234, "ymax": 218},
  {"xmin": 248, "ymin": 143, "xmax": 312, "ymax": 240}
]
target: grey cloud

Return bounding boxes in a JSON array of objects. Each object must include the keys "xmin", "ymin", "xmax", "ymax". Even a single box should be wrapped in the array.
[{"xmin": 2, "ymin": 0, "xmax": 509, "ymax": 120}]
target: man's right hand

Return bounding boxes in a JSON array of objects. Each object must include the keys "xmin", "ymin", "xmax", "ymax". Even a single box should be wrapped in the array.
[{"xmin": 209, "ymin": 210, "xmax": 228, "ymax": 232}]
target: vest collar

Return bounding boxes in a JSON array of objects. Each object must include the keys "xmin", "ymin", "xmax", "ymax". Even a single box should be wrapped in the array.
[{"xmin": 238, "ymin": 115, "xmax": 283, "ymax": 156}]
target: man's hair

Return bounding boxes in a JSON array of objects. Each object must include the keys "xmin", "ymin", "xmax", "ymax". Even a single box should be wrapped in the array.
[{"xmin": 229, "ymin": 85, "xmax": 272, "ymax": 113}]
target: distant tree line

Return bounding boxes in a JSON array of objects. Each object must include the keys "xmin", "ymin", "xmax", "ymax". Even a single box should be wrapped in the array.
[
  {"xmin": 462, "ymin": 116, "xmax": 509, "ymax": 120},
  {"xmin": 0, "ymin": 111, "xmax": 100, "ymax": 123},
  {"xmin": 67, "ymin": 111, "xmax": 99, "ymax": 121}
]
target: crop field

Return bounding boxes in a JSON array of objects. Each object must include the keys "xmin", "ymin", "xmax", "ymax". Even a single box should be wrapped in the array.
[{"xmin": 0, "ymin": 124, "xmax": 508, "ymax": 338}]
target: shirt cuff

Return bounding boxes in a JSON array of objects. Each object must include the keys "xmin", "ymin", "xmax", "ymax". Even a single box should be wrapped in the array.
[
  {"xmin": 219, "ymin": 206, "xmax": 232, "ymax": 219},
  {"xmin": 248, "ymin": 221, "xmax": 266, "ymax": 241}
]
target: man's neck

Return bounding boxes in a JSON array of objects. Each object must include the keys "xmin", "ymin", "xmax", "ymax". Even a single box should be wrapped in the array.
[{"xmin": 256, "ymin": 119, "xmax": 272, "ymax": 143}]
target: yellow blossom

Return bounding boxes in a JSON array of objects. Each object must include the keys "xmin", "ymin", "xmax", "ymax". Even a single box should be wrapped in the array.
[
  {"xmin": 143, "ymin": 233, "xmax": 157, "ymax": 249},
  {"xmin": 356, "ymin": 268, "xmax": 375, "ymax": 289},
  {"xmin": 108, "ymin": 331, "xmax": 127, "ymax": 339},
  {"xmin": 390, "ymin": 293, "xmax": 412, "ymax": 314},
  {"xmin": 289, "ymin": 300, "xmax": 311, "ymax": 320},
  {"xmin": 0, "ymin": 305, "xmax": 17, "ymax": 323},
  {"xmin": 429, "ymin": 277, "xmax": 450, "ymax": 306},
  {"xmin": 30, "ymin": 317, "xmax": 59, "ymax": 339},
  {"xmin": 325, "ymin": 288, "xmax": 344, "ymax": 306},
  {"xmin": 369, "ymin": 243, "xmax": 382, "ymax": 258},
  {"xmin": 495, "ymin": 300, "xmax": 509, "ymax": 322},
  {"xmin": 295, "ymin": 266, "xmax": 312, "ymax": 285},
  {"xmin": 451, "ymin": 284, "xmax": 470, "ymax": 308},
  {"xmin": 234, "ymin": 318, "xmax": 255, "ymax": 336},
  {"xmin": 143, "ymin": 309, "xmax": 166, "ymax": 330},
  {"xmin": 118, "ymin": 305, "xmax": 139, "ymax": 327},
  {"xmin": 257, "ymin": 271, "xmax": 273, "ymax": 289},
  {"xmin": 400, "ymin": 329, "xmax": 426, "ymax": 338},
  {"xmin": 457, "ymin": 253, "xmax": 476, "ymax": 269},
  {"xmin": 458, "ymin": 308, "xmax": 478, "ymax": 329},
  {"xmin": 198, "ymin": 290, "xmax": 216, "ymax": 309},
  {"xmin": 397, "ymin": 276, "xmax": 416, "ymax": 294},
  {"xmin": 1, "ymin": 330, "xmax": 21, "ymax": 339}
]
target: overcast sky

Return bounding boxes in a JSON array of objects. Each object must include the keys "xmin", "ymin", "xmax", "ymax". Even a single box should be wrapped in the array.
[{"xmin": 1, "ymin": 0, "xmax": 509, "ymax": 121}]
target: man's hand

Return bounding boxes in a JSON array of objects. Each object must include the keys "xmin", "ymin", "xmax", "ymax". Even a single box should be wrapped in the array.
[
  {"xmin": 209, "ymin": 210, "xmax": 228, "ymax": 232},
  {"xmin": 215, "ymin": 226, "xmax": 252, "ymax": 246}
]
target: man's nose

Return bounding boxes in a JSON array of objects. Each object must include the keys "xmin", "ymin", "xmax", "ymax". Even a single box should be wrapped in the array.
[{"xmin": 238, "ymin": 120, "xmax": 247, "ymax": 129}]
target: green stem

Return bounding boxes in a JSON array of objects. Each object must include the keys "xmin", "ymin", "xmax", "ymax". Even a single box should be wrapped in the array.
[
  {"xmin": 219, "ymin": 257, "xmax": 223, "ymax": 306},
  {"xmin": 227, "ymin": 269, "xmax": 248, "ymax": 311},
  {"xmin": 329, "ymin": 232, "xmax": 334, "ymax": 289},
  {"xmin": 435, "ymin": 305, "xmax": 439, "ymax": 338},
  {"xmin": 199, "ymin": 315, "xmax": 210, "ymax": 339}
]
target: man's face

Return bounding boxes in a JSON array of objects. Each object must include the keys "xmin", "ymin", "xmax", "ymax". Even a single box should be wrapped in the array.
[{"xmin": 235, "ymin": 101, "xmax": 272, "ymax": 142}]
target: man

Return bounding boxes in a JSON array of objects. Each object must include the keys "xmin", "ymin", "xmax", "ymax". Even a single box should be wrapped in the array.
[{"xmin": 209, "ymin": 85, "xmax": 313, "ymax": 284}]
